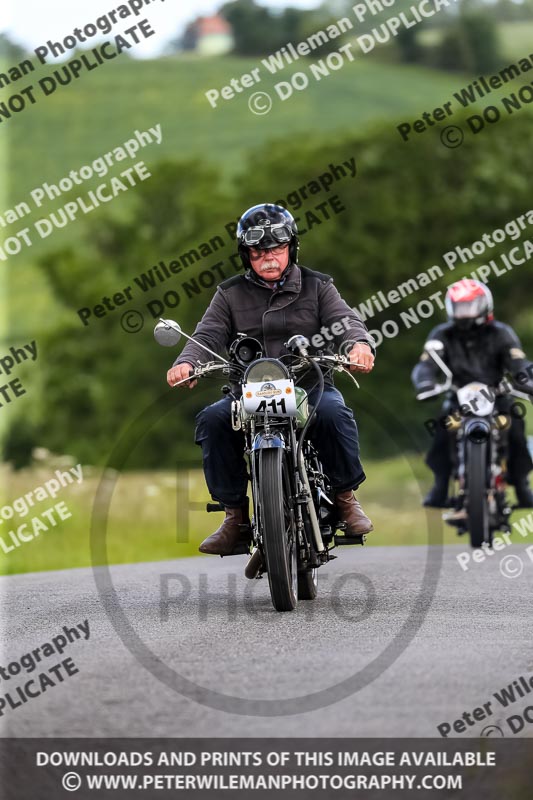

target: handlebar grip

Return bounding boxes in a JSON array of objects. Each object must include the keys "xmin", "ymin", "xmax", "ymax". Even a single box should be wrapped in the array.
[{"xmin": 171, "ymin": 374, "xmax": 196, "ymax": 387}]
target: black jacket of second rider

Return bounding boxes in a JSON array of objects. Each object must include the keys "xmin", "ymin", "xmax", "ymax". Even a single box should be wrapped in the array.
[{"xmin": 412, "ymin": 320, "xmax": 533, "ymax": 395}]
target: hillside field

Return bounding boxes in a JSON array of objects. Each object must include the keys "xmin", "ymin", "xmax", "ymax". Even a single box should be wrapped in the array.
[
  {"xmin": 4, "ymin": 53, "xmax": 469, "ymax": 339},
  {"xmin": 6, "ymin": 18, "xmax": 531, "ymax": 336},
  {"xmin": 7, "ymin": 55, "xmax": 466, "ymax": 199}
]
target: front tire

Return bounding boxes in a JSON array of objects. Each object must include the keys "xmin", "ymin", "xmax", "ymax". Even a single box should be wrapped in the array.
[
  {"xmin": 258, "ymin": 448, "xmax": 298, "ymax": 612},
  {"xmin": 466, "ymin": 440, "xmax": 490, "ymax": 548}
]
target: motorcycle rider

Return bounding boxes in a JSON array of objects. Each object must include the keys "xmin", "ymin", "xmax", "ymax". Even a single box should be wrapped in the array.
[
  {"xmin": 412, "ymin": 278, "xmax": 533, "ymax": 508},
  {"xmin": 167, "ymin": 203, "xmax": 376, "ymax": 555}
]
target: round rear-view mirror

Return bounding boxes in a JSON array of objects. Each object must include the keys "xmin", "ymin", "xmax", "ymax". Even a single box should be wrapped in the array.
[{"xmin": 154, "ymin": 319, "xmax": 182, "ymax": 347}]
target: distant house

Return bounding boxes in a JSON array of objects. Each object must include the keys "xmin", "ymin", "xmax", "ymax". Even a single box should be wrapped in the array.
[{"xmin": 182, "ymin": 15, "xmax": 234, "ymax": 56}]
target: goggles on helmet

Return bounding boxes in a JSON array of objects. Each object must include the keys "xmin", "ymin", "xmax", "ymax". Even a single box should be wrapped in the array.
[{"xmin": 242, "ymin": 223, "xmax": 292, "ymax": 247}]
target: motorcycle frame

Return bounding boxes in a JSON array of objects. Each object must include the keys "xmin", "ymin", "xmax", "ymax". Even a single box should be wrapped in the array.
[
  {"xmin": 156, "ymin": 320, "xmax": 351, "ymax": 565},
  {"xmin": 417, "ymin": 342, "xmax": 519, "ymax": 537}
]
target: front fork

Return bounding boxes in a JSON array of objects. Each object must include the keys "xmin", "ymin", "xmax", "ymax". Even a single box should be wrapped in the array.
[
  {"xmin": 452, "ymin": 417, "xmax": 511, "ymax": 532},
  {"xmin": 246, "ymin": 424, "xmax": 325, "ymax": 570}
]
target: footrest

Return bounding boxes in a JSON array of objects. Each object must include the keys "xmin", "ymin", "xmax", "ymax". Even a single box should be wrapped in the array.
[
  {"xmin": 206, "ymin": 502, "xmax": 224, "ymax": 512},
  {"xmin": 220, "ymin": 539, "xmax": 251, "ymax": 557},
  {"xmin": 444, "ymin": 509, "xmax": 467, "ymax": 529},
  {"xmin": 334, "ymin": 533, "xmax": 366, "ymax": 546}
]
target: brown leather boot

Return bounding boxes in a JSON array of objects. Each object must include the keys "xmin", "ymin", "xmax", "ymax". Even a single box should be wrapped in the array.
[
  {"xmin": 199, "ymin": 504, "xmax": 251, "ymax": 556},
  {"xmin": 335, "ymin": 490, "xmax": 373, "ymax": 535}
]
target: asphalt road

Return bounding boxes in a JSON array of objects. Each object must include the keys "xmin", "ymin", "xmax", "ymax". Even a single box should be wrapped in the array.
[{"xmin": 1, "ymin": 543, "xmax": 533, "ymax": 738}]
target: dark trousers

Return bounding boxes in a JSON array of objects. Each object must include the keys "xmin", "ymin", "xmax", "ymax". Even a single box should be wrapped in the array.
[
  {"xmin": 426, "ymin": 397, "xmax": 532, "ymax": 487},
  {"xmin": 195, "ymin": 386, "xmax": 366, "ymax": 507}
]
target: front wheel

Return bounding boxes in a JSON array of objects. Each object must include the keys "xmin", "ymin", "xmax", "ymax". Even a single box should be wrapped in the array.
[
  {"xmin": 466, "ymin": 440, "xmax": 490, "ymax": 548},
  {"xmin": 258, "ymin": 448, "xmax": 298, "ymax": 612}
]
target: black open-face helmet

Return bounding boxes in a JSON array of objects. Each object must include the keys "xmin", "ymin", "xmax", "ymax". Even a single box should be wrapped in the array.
[{"xmin": 236, "ymin": 203, "xmax": 299, "ymax": 270}]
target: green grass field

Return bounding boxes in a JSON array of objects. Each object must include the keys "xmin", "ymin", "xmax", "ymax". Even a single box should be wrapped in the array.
[
  {"xmin": 6, "ymin": 25, "xmax": 531, "ymax": 337},
  {"xmin": 418, "ymin": 20, "xmax": 533, "ymax": 60},
  {"xmin": 7, "ymin": 20, "xmax": 531, "ymax": 203},
  {"xmin": 498, "ymin": 21, "xmax": 533, "ymax": 57},
  {"xmin": 2, "ymin": 456, "xmax": 532, "ymax": 576},
  {"xmin": 6, "ymin": 53, "xmax": 465, "ymax": 200}
]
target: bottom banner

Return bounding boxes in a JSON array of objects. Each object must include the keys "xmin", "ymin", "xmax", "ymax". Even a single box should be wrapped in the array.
[{"xmin": 0, "ymin": 738, "xmax": 531, "ymax": 799}]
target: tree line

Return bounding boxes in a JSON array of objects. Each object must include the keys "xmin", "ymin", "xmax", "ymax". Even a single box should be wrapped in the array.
[{"xmin": 4, "ymin": 112, "xmax": 532, "ymax": 468}]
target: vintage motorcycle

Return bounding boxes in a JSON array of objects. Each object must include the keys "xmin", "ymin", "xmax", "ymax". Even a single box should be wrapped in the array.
[
  {"xmin": 416, "ymin": 339, "xmax": 529, "ymax": 549},
  {"xmin": 155, "ymin": 318, "xmax": 367, "ymax": 612}
]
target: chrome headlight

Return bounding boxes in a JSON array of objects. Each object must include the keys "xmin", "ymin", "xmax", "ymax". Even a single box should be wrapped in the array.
[
  {"xmin": 457, "ymin": 382, "xmax": 495, "ymax": 417},
  {"xmin": 244, "ymin": 359, "xmax": 289, "ymax": 383},
  {"xmin": 229, "ymin": 336, "xmax": 263, "ymax": 367}
]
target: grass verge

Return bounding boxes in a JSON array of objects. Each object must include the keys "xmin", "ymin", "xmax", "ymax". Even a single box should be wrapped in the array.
[{"xmin": 1, "ymin": 457, "xmax": 531, "ymax": 576}]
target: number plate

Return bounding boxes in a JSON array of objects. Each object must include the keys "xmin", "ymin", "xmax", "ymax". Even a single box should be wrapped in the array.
[
  {"xmin": 456, "ymin": 382, "xmax": 495, "ymax": 417},
  {"xmin": 242, "ymin": 379, "xmax": 297, "ymax": 416}
]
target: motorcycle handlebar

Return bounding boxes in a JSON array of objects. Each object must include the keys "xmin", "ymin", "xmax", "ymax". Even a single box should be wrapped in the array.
[
  {"xmin": 169, "ymin": 353, "xmax": 366, "ymax": 388},
  {"xmin": 416, "ymin": 382, "xmax": 530, "ymax": 403}
]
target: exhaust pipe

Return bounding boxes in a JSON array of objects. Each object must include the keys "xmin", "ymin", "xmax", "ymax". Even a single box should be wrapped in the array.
[{"xmin": 244, "ymin": 547, "xmax": 263, "ymax": 580}]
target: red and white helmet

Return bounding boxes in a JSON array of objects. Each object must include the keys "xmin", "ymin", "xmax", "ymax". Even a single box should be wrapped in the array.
[{"xmin": 445, "ymin": 279, "xmax": 494, "ymax": 327}]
